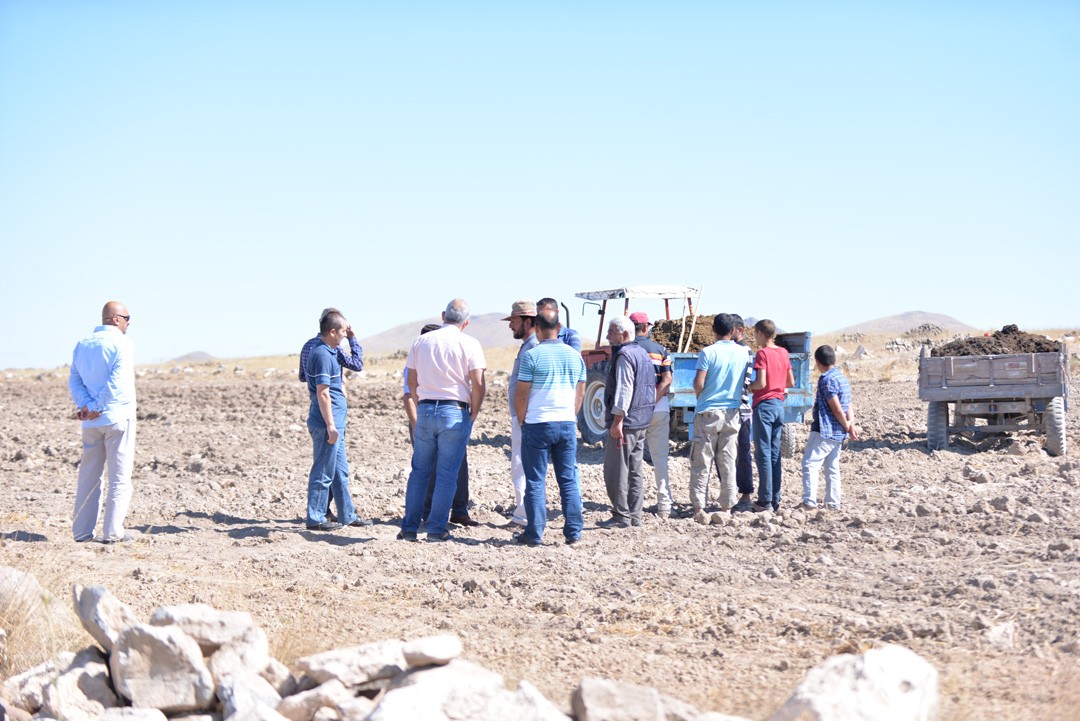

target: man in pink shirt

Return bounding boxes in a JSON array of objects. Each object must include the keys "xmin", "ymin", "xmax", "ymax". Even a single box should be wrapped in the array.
[
  {"xmin": 748, "ymin": 319, "xmax": 794, "ymax": 512},
  {"xmin": 398, "ymin": 299, "xmax": 487, "ymax": 542}
]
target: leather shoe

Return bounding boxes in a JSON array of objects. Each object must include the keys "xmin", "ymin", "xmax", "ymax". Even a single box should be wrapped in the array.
[
  {"xmin": 565, "ymin": 535, "xmax": 582, "ymax": 546},
  {"xmin": 396, "ymin": 531, "xmax": 418, "ymax": 542},
  {"xmin": 427, "ymin": 531, "xmax": 452, "ymax": 542},
  {"xmin": 449, "ymin": 514, "xmax": 480, "ymax": 527},
  {"xmin": 513, "ymin": 532, "xmax": 541, "ymax": 547},
  {"xmin": 348, "ymin": 518, "xmax": 374, "ymax": 527},
  {"xmin": 306, "ymin": 521, "xmax": 342, "ymax": 531},
  {"xmin": 596, "ymin": 517, "xmax": 629, "ymax": 529}
]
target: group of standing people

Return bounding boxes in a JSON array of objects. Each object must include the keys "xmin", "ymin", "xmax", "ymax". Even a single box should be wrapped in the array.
[{"xmin": 66, "ymin": 298, "xmax": 857, "ymax": 547}]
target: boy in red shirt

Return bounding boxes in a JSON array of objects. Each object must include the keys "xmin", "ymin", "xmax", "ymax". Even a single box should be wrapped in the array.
[{"xmin": 748, "ymin": 319, "xmax": 794, "ymax": 511}]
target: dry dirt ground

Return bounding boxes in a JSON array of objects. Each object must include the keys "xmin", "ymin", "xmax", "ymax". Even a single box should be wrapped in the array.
[{"xmin": 1, "ymin": 349, "xmax": 1078, "ymax": 720}]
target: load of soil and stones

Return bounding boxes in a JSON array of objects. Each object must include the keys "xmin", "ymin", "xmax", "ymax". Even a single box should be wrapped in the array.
[
  {"xmin": 651, "ymin": 315, "xmax": 737, "ymax": 353},
  {"xmin": 931, "ymin": 324, "xmax": 1061, "ymax": 357}
]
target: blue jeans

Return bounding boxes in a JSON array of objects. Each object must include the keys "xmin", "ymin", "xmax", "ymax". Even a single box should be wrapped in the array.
[
  {"xmin": 520, "ymin": 421, "xmax": 583, "ymax": 543},
  {"xmin": 752, "ymin": 399, "xmax": 784, "ymax": 508},
  {"xmin": 307, "ymin": 420, "xmax": 357, "ymax": 526},
  {"xmin": 402, "ymin": 403, "xmax": 472, "ymax": 536}
]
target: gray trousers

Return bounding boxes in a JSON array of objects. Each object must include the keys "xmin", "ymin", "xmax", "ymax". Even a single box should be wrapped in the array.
[
  {"xmin": 603, "ymin": 427, "xmax": 647, "ymax": 523},
  {"xmin": 73, "ymin": 419, "xmax": 136, "ymax": 542}
]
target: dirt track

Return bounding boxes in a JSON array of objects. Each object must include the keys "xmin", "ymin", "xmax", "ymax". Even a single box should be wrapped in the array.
[{"xmin": 1, "ymin": 365, "xmax": 1078, "ymax": 720}]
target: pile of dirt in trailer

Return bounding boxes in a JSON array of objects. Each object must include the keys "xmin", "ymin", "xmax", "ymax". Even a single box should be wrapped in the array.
[
  {"xmin": 931, "ymin": 325, "xmax": 1060, "ymax": 357},
  {"xmin": 651, "ymin": 316, "xmax": 716, "ymax": 353}
]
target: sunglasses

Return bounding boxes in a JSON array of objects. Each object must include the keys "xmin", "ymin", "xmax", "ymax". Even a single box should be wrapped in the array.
[{"xmin": 116, "ymin": 315, "xmax": 131, "ymax": 322}]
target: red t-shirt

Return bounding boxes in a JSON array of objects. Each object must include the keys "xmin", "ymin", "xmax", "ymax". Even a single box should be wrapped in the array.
[{"xmin": 752, "ymin": 345, "xmax": 791, "ymax": 407}]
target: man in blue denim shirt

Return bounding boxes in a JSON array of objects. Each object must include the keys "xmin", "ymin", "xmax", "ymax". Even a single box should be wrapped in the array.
[
  {"xmin": 299, "ymin": 307, "xmax": 364, "ymax": 382},
  {"xmin": 305, "ymin": 311, "xmax": 369, "ymax": 531}
]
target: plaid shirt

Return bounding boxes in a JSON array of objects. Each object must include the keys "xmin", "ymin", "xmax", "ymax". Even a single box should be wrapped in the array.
[
  {"xmin": 298, "ymin": 335, "xmax": 364, "ymax": 382},
  {"xmin": 812, "ymin": 368, "xmax": 852, "ymax": 441}
]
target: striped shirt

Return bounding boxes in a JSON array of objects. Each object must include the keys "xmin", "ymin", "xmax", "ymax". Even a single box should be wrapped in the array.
[{"xmin": 518, "ymin": 340, "xmax": 587, "ymax": 424}]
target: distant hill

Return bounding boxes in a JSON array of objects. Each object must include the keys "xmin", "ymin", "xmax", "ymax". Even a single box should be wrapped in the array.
[
  {"xmin": 359, "ymin": 312, "xmax": 513, "ymax": 354},
  {"xmin": 173, "ymin": 351, "xmax": 215, "ymax": 363},
  {"xmin": 829, "ymin": 311, "xmax": 976, "ymax": 336}
]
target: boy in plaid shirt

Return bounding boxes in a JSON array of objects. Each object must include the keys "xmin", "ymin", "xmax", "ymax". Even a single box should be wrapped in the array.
[{"xmin": 801, "ymin": 345, "xmax": 858, "ymax": 510}]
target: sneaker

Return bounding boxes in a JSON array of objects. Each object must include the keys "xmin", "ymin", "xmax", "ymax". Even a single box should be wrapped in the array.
[
  {"xmin": 99, "ymin": 534, "xmax": 134, "ymax": 544},
  {"xmin": 348, "ymin": 518, "xmax": 374, "ymax": 527},
  {"xmin": 596, "ymin": 517, "xmax": 629, "ymax": 529},
  {"xmin": 396, "ymin": 531, "xmax": 419, "ymax": 542},
  {"xmin": 427, "ymin": 531, "xmax": 452, "ymax": 542},
  {"xmin": 306, "ymin": 521, "xmax": 342, "ymax": 531},
  {"xmin": 565, "ymin": 535, "xmax": 582, "ymax": 546},
  {"xmin": 731, "ymin": 500, "xmax": 754, "ymax": 513},
  {"xmin": 751, "ymin": 502, "xmax": 771, "ymax": 513},
  {"xmin": 513, "ymin": 532, "xmax": 542, "ymax": 547}
]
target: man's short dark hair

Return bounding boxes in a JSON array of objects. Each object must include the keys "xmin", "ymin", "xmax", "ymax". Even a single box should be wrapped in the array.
[
  {"xmin": 536, "ymin": 297, "xmax": 558, "ymax": 310},
  {"xmin": 712, "ymin": 313, "xmax": 735, "ymax": 338},
  {"xmin": 535, "ymin": 309, "xmax": 560, "ymax": 332},
  {"xmin": 421, "ymin": 323, "xmax": 441, "ymax": 334},
  {"xmin": 730, "ymin": 314, "xmax": 744, "ymax": 329},
  {"xmin": 815, "ymin": 345, "xmax": 836, "ymax": 367},
  {"xmin": 755, "ymin": 319, "xmax": 776, "ymax": 340},
  {"xmin": 320, "ymin": 311, "xmax": 346, "ymax": 335}
]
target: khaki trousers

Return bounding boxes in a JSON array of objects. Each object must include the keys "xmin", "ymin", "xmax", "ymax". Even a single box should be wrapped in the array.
[{"xmin": 688, "ymin": 409, "xmax": 740, "ymax": 510}]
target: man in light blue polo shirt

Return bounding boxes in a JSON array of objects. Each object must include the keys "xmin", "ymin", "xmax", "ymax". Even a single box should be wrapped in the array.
[
  {"xmin": 513, "ymin": 308, "xmax": 587, "ymax": 546},
  {"xmin": 689, "ymin": 313, "xmax": 751, "ymax": 513},
  {"xmin": 69, "ymin": 301, "xmax": 138, "ymax": 543}
]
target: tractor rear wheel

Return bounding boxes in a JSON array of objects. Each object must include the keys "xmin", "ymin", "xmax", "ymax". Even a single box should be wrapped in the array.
[{"xmin": 577, "ymin": 361, "xmax": 609, "ymax": 445}]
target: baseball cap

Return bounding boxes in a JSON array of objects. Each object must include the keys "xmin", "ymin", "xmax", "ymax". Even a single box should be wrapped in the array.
[
  {"xmin": 502, "ymin": 300, "xmax": 537, "ymax": 321},
  {"xmin": 629, "ymin": 311, "xmax": 650, "ymax": 326}
]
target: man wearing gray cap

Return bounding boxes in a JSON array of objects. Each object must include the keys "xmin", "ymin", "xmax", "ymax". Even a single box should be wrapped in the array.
[{"xmin": 504, "ymin": 300, "xmax": 538, "ymax": 528}]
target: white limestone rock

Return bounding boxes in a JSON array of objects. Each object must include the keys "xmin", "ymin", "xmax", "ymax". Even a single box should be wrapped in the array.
[
  {"xmin": 275, "ymin": 679, "xmax": 353, "ymax": 721},
  {"xmin": 769, "ymin": 644, "xmax": 939, "ymax": 721},
  {"xmin": 0, "ymin": 653, "xmax": 74, "ymax": 713},
  {"xmin": 208, "ymin": 626, "xmax": 271, "ymax": 684},
  {"xmin": 261, "ymin": 657, "xmax": 298, "ymax": 696},
  {"xmin": 110, "ymin": 624, "xmax": 216, "ymax": 713},
  {"xmin": 149, "ymin": 604, "xmax": 256, "ymax": 654},
  {"xmin": 225, "ymin": 702, "xmax": 291, "ymax": 721},
  {"xmin": 401, "ymin": 635, "xmax": 462, "ymax": 668},
  {"xmin": 217, "ymin": 672, "xmax": 282, "ymax": 718},
  {"xmin": 335, "ymin": 695, "xmax": 376, "ymax": 721},
  {"xmin": 295, "ymin": 639, "xmax": 407, "ymax": 686},
  {"xmin": 41, "ymin": 647, "xmax": 119, "ymax": 721},
  {"xmin": 572, "ymin": 677, "xmax": 663, "ymax": 721},
  {"xmin": 99, "ymin": 709, "xmax": 170, "ymax": 720},
  {"xmin": 72, "ymin": 584, "xmax": 140, "ymax": 653},
  {"xmin": 366, "ymin": 659, "xmax": 568, "ymax": 721}
]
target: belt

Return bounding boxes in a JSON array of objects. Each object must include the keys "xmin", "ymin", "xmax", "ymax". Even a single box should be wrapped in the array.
[{"xmin": 419, "ymin": 399, "xmax": 469, "ymax": 409}]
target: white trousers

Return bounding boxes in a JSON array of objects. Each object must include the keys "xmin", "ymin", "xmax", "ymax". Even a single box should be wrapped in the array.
[
  {"xmin": 801, "ymin": 431, "xmax": 843, "ymax": 509},
  {"xmin": 646, "ymin": 409, "xmax": 672, "ymax": 513},
  {"xmin": 688, "ymin": 409, "xmax": 740, "ymax": 511},
  {"xmin": 510, "ymin": 419, "xmax": 527, "ymax": 524},
  {"xmin": 73, "ymin": 420, "xmax": 136, "ymax": 541}
]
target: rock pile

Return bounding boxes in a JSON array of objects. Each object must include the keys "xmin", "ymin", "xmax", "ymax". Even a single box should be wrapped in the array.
[{"xmin": 0, "ymin": 577, "xmax": 942, "ymax": 721}]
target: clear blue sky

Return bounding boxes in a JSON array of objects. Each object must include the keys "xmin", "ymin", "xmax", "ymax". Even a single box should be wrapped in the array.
[{"xmin": 2, "ymin": 1, "xmax": 1077, "ymax": 369}]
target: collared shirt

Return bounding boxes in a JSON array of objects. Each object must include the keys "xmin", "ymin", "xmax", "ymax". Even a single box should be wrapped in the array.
[
  {"xmin": 509, "ymin": 332, "xmax": 539, "ymax": 419},
  {"xmin": 558, "ymin": 327, "xmax": 582, "ymax": 352},
  {"xmin": 69, "ymin": 325, "xmax": 136, "ymax": 428},
  {"xmin": 752, "ymin": 345, "xmax": 791, "ymax": 407},
  {"xmin": 298, "ymin": 335, "xmax": 363, "ymax": 382},
  {"xmin": 518, "ymin": 340, "xmax": 586, "ymax": 424},
  {"xmin": 812, "ymin": 368, "xmax": 852, "ymax": 441},
  {"xmin": 634, "ymin": 335, "xmax": 672, "ymax": 414},
  {"xmin": 306, "ymin": 340, "xmax": 347, "ymax": 425},
  {"xmin": 406, "ymin": 324, "xmax": 487, "ymax": 403},
  {"xmin": 695, "ymin": 340, "xmax": 751, "ymax": 413}
]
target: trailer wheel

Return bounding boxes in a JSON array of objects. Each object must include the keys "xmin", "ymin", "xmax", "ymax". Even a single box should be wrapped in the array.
[
  {"xmin": 577, "ymin": 361, "xmax": 609, "ymax": 445},
  {"xmin": 781, "ymin": 422, "xmax": 799, "ymax": 459},
  {"xmin": 927, "ymin": 401, "xmax": 950, "ymax": 451},
  {"xmin": 1045, "ymin": 397, "xmax": 1067, "ymax": 457}
]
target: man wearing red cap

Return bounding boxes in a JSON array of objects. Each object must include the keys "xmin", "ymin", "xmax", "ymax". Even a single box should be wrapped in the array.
[{"xmin": 630, "ymin": 311, "xmax": 674, "ymax": 519}]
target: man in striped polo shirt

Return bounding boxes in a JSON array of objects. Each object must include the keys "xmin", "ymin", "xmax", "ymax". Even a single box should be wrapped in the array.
[{"xmin": 513, "ymin": 308, "xmax": 587, "ymax": 546}]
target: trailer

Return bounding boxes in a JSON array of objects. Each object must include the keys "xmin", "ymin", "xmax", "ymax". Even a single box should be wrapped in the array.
[{"xmin": 918, "ymin": 345, "xmax": 1069, "ymax": 455}]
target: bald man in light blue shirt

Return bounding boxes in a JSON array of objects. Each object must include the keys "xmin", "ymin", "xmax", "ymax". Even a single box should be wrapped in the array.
[{"xmin": 68, "ymin": 301, "xmax": 137, "ymax": 543}]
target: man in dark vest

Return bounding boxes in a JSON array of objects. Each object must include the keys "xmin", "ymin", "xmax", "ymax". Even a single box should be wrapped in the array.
[{"xmin": 600, "ymin": 315, "xmax": 657, "ymax": 528}]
